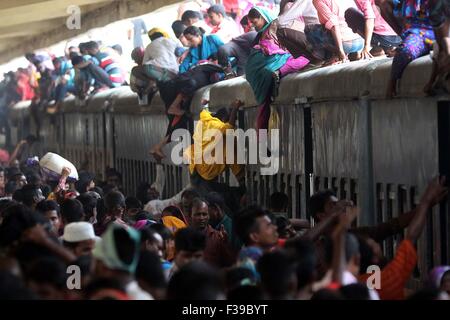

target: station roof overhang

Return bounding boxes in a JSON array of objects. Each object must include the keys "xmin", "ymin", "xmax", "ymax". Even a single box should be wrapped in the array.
[{"xmin": 0, "ymin": 0, "xmax": 178, "ymax": 64}]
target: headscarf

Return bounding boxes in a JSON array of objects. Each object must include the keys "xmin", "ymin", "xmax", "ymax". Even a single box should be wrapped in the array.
[
  {"xmin": 427, "ymin": 266, "xmax": 450, "ymax": 289},
  {"xmin": 93, "ymin": 224, "xmax": 141, "ymax": 274},
  {"xmin": 148, "ymin": 27, "xmax": 170, "ymax": 39},
  {"xmin": 252, "ymin": 6, "xmax": 276, "ymax": 33},
  {"xmin": 162, "ymin": 216, "xmax": 187, "ymax": 234}
]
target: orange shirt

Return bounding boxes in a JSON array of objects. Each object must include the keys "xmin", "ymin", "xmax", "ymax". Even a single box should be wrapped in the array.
[{"xmin": 358, "ymin": 239, "xmax": 417, "ymax": 300}]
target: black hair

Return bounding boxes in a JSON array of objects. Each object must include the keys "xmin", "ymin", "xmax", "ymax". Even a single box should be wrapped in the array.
[
  {"xmin": 41, "ymin": 185, "xmax": 51, "ymax": 199},
  {"xmin": 36, "ymin": 200, "xmax": 60, "ymax": 216},
  {"xmin": 25, "ymin": 172, "xmax": 41, "ymax": 186},
  {"xmin": 274, "ymin": 215, "xmax": 291, "ymax": 238},
  {"xmin": 104, "ymin": 191, "xmax": 126, "ymax": 212},
  {"xmin": 74, "ymin": 171, "xmax": 94, "ymax": 194},
  {"xmin": 181, "ymin": 189, "xmax": 200, "ymax": 200},
  {"xmin": 183, "ymin": 26, "xmax": 204, "ymax": 37},
  {"xmin": 69, "ymin": 51, "xmax": 79, "ymax": 60},
  {"xmin": 135, "ymin": 211, "xmax": 152, "ymax": 221},
  {"xmin": 105, "ymin": 167, "xmax": 122, "ymax": 182},
  {"xmin": 71, "ymin": 55, "xmax": 84, "ymax": 67},
  {"xmin": 284, "ymin": 238, "xmax": 317, "ymax": 289},
  {"xmin": 233, "ymin": 205, "xmax": 267, "ymax": 245},
  {"xmin": 0, "ymin": 205, "xmax": 39, "ymax": 247},
  {"xmin": 148, "ymin": 223, "xmax": 173, "ymax": 241},
  {"xmin": 205, "ymin": 192, "xmax": 226, "ymax": 211},
  {"xmin": 19, "ymin": 184, "xmax": 41, "ymax": 207},
  {"xmin": 85, "ymin": 41, "xmax": 99, "ymax": 51},
  {"xmin": 339, "ymin": 283, "xmax": 371, "ymax": 300},
  {"xmin": 225, "ymin": 267, "xmax": 257, "ymax": 292},
  {"xmin": 248, "ymin": 8, "xmax": 263, "ymax": 20},
  {"xmin": 60, "ymin": 199, "xmax": 85, "ymax": 224},
  {"xmin": 257, "ymin": 250, "xmax": 296, "ymax": 299},
  {"xmin": 207, "ymin": 4, "xmax": 226, "ymax": 17},
  {"xmin": 91, "ymin": 186, "xmax": 104, "ymax": 198},
  {"xmin": 140, "ymin": 227, "xmax": 160, "ymax": 245},
  {"xmin": 270, "ymin": 192, "xmax": 289, "ymax": 212},
  {"xmin": 172, "ymin": 20, "xmax": 187, "ymax": 38},
  {"xmin": 76, "ymin": 193, "xmax": 98, "ymax": 222},
  {"xmin": 213, "ymin": 107, "xmax": 230, "ymax": 122},
  {"xmin": 125, "ymin": 196, "xmax": 143, "ymax": 210},
  {"xmin": 136, "ymin": 250, "xmax": 167, "ymax": 289},
  {"xmin": 181, "ymin": 10, "xmax": 203, "ymax": 24},
  {"xmin": 240, "ymin": 15, "xmax": 249, "ymax": 28},
  {"xmin": 309, "ymin": 190, "xmax": 336, "ymax": 220},
  {"xmin": 167, "ymin": 260, "xmax": 223, "ymax": 300},
  {"xmin": 26, "ymin": 257, "xmax": 67, "ymax": 290},
  {"xmin": 136, "ymin": 182, "xmax": 152, "ymax": 205},
  {"xmin": 149, "ymin": 32, "xmax": 165, "ymax": 41},
  {"xmin": 5, "ymin": 180, "xmax": 19, "ymax": 195},
  {"xmin": 174, "ymin": 227, "xmax": 206, "ymax": 252}
]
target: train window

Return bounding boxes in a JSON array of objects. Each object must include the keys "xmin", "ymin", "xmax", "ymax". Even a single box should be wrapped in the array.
[
  {"xmin": 339, "ymin": 178, "xmax": 346, "ymax": 200},
  {"xmin": 350, "ymin": 179, "xmax": 358, "ymax": 206},
  {"xmin": 314, "ymin": 176, "xmax": 320, "ymax": 193},
  {"xmin": 376, "ymin": 183, "xmax": 385, "ymax": 226},
  {"xmin": 287, "ymin": 174, "xmax": 293, "ymax": 218},
  {"xmin": 295, "ymin": 175, "xmax": 303, "ymax": 219},
  {"xmin": 385, "ymin": 184, "xmax": 395, "ymax": 260}
]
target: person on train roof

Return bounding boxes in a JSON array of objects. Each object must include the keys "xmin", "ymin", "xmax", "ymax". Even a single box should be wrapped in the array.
[
  {"xmin": 245, "ymin": 6, "xmax": 310, "ymax": 131},
  {"xmin": 311, "ymin": 0, "xmax": 364, "ymax": 64},
  {"xmin": 385, "ymin": 0, "xmax": 435, "ymax": 97},
  {"xmin": 149, "ymin": 26, "xmax": 226, "ymax": 161},
  {"xmin": 345, "ymin": 0, "xmax": 401, "ymax": 58},
  {"xmin": 277, "ymin": 0, "xmax": 327, "ymax": 63}
]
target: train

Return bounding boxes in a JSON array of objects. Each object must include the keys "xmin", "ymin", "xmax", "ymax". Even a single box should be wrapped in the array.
[{"xmin": 6, "ymin": 54, "xmax": 450, "ymax": 287}]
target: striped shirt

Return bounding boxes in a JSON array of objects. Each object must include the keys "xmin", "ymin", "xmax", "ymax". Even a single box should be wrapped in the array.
[{"xmin": 94, "ymin": 52, "xmax": 124, "ymax": 87}]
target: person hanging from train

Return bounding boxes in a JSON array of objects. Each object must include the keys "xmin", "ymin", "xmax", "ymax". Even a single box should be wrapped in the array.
[
  {"xmin": 385, "ymin": 0, "xmax": 435, "ymax": 98},
  {"xmin": 245, "ymin": 6, "xmax": 310, "ymax": 132},
  {"xmin": 344, "ymin": 0, "xmax": 402, "ymax": 59},
  {"xmin": 311, "ymin": 0, "xmax": 365, "ymax": 64},
  {"xmin": 183, "ymin": 99, "xmax": 245, "ymax": 196},
  {"xmin": 149, "ymin": 26, "xmax": 226, "ymax": 160}
]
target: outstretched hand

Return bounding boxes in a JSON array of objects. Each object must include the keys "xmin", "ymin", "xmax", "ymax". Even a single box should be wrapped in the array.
[{"xmin": 421, "ymin": 176, "xmax": 448, "ymax": 207}]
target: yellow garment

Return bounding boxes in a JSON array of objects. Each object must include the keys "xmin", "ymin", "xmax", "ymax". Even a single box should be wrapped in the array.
[
  {"xmin": 148, "ymin": 27, "xmax": 170, "ymax": 39},
  {"xmin": 162, "ymin": 216, "xmax": 187, "ymax": 233},
  {"xmin": 184, "ymin": 110, "xmax": 242, "ymax": 181}
]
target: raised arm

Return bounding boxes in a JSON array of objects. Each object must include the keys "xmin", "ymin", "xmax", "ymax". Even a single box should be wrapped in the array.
[{"xmin": 406, "ymin": 176, "xmax": 448, "ymax": 242}]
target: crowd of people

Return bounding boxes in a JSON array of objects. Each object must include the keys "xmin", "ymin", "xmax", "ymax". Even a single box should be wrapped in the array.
[
  {"xmin": 2, "ymin": 1, "xmax": 450, "ymax": 150},
  {"xmin": 0, "ymin": 133, "xmax": 449, "ymax": 300},
  {"xmin": 1, "ymin": 0, "xmax": 450, "ymax": 300}
]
